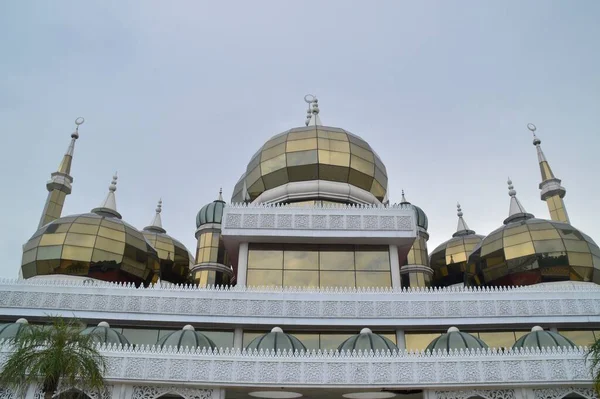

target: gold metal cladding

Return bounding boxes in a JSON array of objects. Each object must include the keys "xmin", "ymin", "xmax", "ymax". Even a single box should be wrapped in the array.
[
  {"xmin": 467, "ymin": 219, "xmax": 600, "ymax": 286},
  {"xmin": 429, "ymin": 234, "xmax": 484, "ymax": 286},
  {"xmin": 143, "ymin": 230, "xmax": 192, "ymax": 284},
  {"xmin": 231, "ymin": 127, "xmax": 388, "ymax": 203},
  {"xmin": 21, "ymin": 213, "xmax": 159, "ymax": 286}
]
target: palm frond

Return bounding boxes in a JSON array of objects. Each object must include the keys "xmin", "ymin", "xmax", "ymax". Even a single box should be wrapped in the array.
[{"xmin": 0, "ymin": 317, "xmax": 106, "ymax": 396}]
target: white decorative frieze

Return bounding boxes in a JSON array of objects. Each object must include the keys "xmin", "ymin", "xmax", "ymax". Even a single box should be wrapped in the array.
[
  {"xmin": 0, "ymin": 280, "xmax": 600, "ymax": 328},
  {"xmin": 0, "ymin": 344, "xmax": 591, "ymax": 389},
  {"xmin": 220, "ymin": 203, "xmax": 416, "ymax": 246}
]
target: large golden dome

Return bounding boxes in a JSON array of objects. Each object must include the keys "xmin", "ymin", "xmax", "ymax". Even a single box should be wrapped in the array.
[
  {"xmin": 231, "ymin": 125, "xmax": 388, "ymax": 204},
  {"xmin": 21, "ymin": 212, "xmax": 159, "ymax": 285},
  {"xmin": 21, "ymin": 175, "xmax": 159, "ymax": 286},
  {"xmin": 467, "ymin": 181, "xmax": 600, "ymax": 287}
]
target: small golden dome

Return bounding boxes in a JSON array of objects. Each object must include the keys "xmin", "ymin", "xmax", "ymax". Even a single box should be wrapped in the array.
[
  {"xmin": 142, "ymin": 199, "xmax": 193, "ymax": 284},
  {"xmin": 231, "ymin": 126, "xmax": 388, "ymax": 204},
  {"xmin": 142, "ymin": 230, "xmax": 193, "ymax": 284},
  {"xmin": 430, "ymin": 234, "xmax": 484, "ymax": 286},
  {"xmin": 430, "ymin": 203, "xmax": 483, "ymax": 286},
  {"xmin": 21, "ymin": 213, "xmax": 159, "ymax": 286},
  {"xmin": 468, "ymin": 218, "xmax": 600, "ymax": 286}
]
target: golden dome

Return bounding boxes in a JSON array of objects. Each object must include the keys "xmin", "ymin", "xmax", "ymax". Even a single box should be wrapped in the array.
[
  {"xmin": 429, "ymin": 203, "xmax": 483, "ymax": 286},
  {"xmin": 231, "ymin": 126, "xmax": 388, "ymax": 204},
  {"xmin": 142, "ymin": 230, "xmax": 193, "ymax": 284},
  {"xmin": 142, "ymin": 199, "xmax": 193, "ymax": 284},
  {"xmin": 21, "ymin": 212, "xmax": 159, "ymax": 286},
  {"xmin": 430, "ymin": 234, "xmax": 484, "ymax": 286},
  {"xmin": 467, "ymin": 218, "xmax": 600, "ymax": 286}
]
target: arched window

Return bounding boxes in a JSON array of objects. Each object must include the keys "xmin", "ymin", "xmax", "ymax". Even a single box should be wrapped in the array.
[{"xmin": 55, "ymin": 389, "xmax": 92, "ymax": 399}]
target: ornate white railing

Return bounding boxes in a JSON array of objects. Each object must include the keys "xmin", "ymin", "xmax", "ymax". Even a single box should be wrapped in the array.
[
  {"xmin": 1, "ymin": 279, "xmax": 599, "ymax": 327},
  {"xmin": 221, "ymin": 202, "xmax": 416, "ymax": 239},
  {"xmin": 0, "ymin": 343, "xmax": 592, "ymax": 388}
]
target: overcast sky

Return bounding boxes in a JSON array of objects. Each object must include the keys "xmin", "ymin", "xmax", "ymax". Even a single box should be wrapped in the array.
[{"xmin": 1, "ymin": 1, "xmax": 599, "ymax": 278}]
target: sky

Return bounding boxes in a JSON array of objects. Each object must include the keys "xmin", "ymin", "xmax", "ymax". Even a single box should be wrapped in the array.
[{"xmin": 1, "ymin": 1, "xmax": 599, "ymax": 278}]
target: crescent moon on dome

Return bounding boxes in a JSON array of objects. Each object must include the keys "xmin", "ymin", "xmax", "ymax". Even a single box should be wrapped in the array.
[
  {"xmin": 304, "ymin": 94, "xmax": 316, "ymax": 103},
  {"xmin": 75, "ymin": 117, "xmax": 85, "ymax": 126},
  {"xmin": 527, "ymin": 123, "xmax": 536, "ymax": 132}
]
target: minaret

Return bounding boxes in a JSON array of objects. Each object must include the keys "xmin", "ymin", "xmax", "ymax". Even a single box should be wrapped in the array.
[
  {"xmin": 527, "ymin": 124, "xmax": 570, "ymax": 224},
  {"xmin": 192, "ymin": 189, "xmax": 233, "ymax": 287},
  {"xmin": 399, "ymin": 190, "xmax": 433, "ymax": 288},
  {"xmin": 37, "ymin": 117, "xmax": 84, "ymax": 228}
]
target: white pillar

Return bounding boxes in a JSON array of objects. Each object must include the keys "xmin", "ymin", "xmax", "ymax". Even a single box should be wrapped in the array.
[
  {"xmin": 395, "ymin": 329, "xmax": 406, "ymax": 350},
  {"xmin": 389, "ymin": 244, "xmax": 401, "ymax": 289},
  {"xmin": 233, "ymin": 327, "xmax": 244, "ymax": 349},
  {"xmin": 236, "ymin": 242, "xmax": 249, "ymax": 286},
  {"xmin": 24, "ymin": 385, "xmax": 37, "ymax": 399}
]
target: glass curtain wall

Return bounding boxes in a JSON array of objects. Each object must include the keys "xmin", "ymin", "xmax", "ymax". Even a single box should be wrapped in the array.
[
  {"xmin": 247, "ymin": 244, "xmax": 391, "ymax": 288},
  {"xmin": 243, "ymin": 331, "xmax": 397, "ymax": 350}
]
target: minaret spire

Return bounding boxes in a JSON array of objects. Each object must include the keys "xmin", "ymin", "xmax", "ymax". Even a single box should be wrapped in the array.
[
  {"xmin": 453, "ymin": 202, "xmax": 476, "ymax": 237},
  {"xmin": 144, "ymin": 199, "xmax": 166, "ymax": 233},
  {"xmin": 91, "ymin": 173, "xmax": 122, "ymax": 219},
  {"xmin": 504, "ymin": 179, "xmax": 534, "ymax": 224},
  {"xmin": 304, "ymin": 94, "xmax": 322, "ymax": 126},
  {"xmin": 527, "ymin": 123, "xmax": 570, "ymax": 223},
  {"xmin": 37, "ymin": 117, "xmax": 84, "ymax": 228}
]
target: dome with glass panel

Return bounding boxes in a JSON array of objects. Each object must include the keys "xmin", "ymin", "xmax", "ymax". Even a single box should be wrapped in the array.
[
  {"xmin": 20, "ymin": 176, "xmax": 159, "ymax": 286},
  {"xmin": 143, "ymin": 200, "xmax": 194, "ymax": 285},
  {"xmin": 246, "ymin": 327, "xmax": 307, "ymax": 352},
  {"xmin": 196, "ymin": 191, "xmax": 226, "ymax": 228},
  {"xmin": 0, "ymin": 319, "xmax": 30, "ymax": 341},
  {"xmin": 426, "ymin": 327, "xmax": 488, "ymax": 352},
  {"xmin": 337, "ymin": 328, "xmax": 398, "ymax": 352},
  {"xmin": 512, "ymin": 326, "xmax": 575, "ymax": 349},
  {"xmin": 467, "ymin": 181, "xmax": 600, "ymax": 286},
  {"xmin": 81, "ymin": 321, "xmax": 130, "ymax": 345},
  {"xmin": 231, "ymin": 99, "xmax": 388, "ymax": 205},
  {"xmin": 157, "ymin": 325, "xmax": 216, "ymax": 349},
  {"xmin": 430, "ymin": 204, "xmax": 484, "ymax": 286}
]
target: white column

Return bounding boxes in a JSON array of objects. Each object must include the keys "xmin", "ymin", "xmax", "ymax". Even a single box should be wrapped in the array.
[
  {"xmin": 395, "ymin": 329, "xmax": 406, "ymax": 350},
  {"xmin": 24, "ymin": 385, "xmax": 37, "ymax": 399},
  {"xmin": 389, "ymin": 244, "xmax": 401, "ymax": 289},
  {"xmin": 236, "ymin": 242, "xmax": 249, "ymax": 286},
  {"xmin": 233, "ymin": 327, "xmax": 243, "ymax": 349}
]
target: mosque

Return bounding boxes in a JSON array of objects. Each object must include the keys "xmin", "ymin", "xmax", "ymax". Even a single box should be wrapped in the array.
[{"xmin": 1, "ymin": 97, "xmax": 599, "ymax": 399}]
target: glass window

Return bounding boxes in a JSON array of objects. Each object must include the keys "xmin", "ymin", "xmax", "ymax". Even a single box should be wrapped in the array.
[
  {"xmin": 320, "ymin": 246, "xmax": 354, "ymax": 270},
  {"xmin": 247, "ymin": 269, "xmax": 282, "ymax": 286},
  {"xmin": 320, "ymin": 334, "xmax": 353, "ymax": 350},
  {"xmin": 559, "ymin": 330, "xmax": 595, "ymax": 346},
  {"xmin": 320, "ymin": 271, "xmax": 355, "ymax": 288},
  {"xmin": 122, "ymin": 328, "xmax": 160, "ymax": 345},
  {"xmin": 405, "ymin": 333, "xmax": 441, "ymax": 351},
  {"xmin": 478, "ymin": 332, "xmax": 517, "ymax": 349},
  {"xmin": 200, "ymin": 331, "xmax": 234, "ymax": 349},
  {"xmin": 284, "ymin": 247, "xmax": 318, "ymax": 270},
  {"xmin": 248, "ymin": 245, "xmax": 283, "ymax": 269},
  {"xmin": 283, "ymin": 270, "xmax": 318, "ymax": 287},
  {"xmin": 355, "ymin": 246, "xmax": 390, "ymax": 271},
  {"xmin": 356, "ymin": 271, "xmax": 391, "ymax": 288}
]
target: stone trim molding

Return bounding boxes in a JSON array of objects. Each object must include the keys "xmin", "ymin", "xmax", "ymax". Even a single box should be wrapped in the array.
[
  {"xmin": 1, "ymin": 344, "xmax": 592, "ymax": 389},
  {"xmin": 221, "ymin": 203, "xmax": 415, "ymax": 235},
  {"xmin": 1, "ymin": 280, "xmax": 599, "ymax": 328}
]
